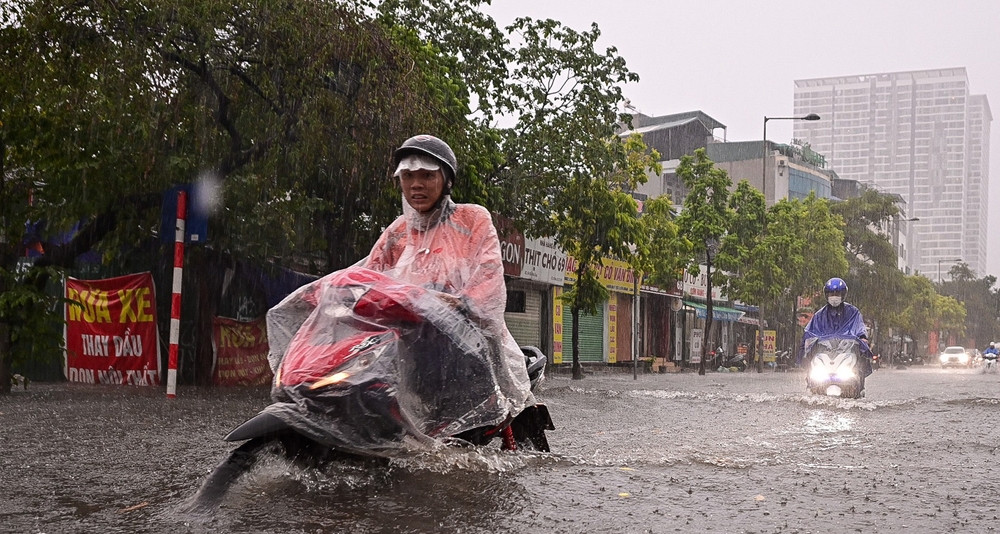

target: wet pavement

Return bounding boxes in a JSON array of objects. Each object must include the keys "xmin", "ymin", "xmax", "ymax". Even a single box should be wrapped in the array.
[{"xmin": 3, "ymin": 364, "xmax": 1000, "ymax": 533}]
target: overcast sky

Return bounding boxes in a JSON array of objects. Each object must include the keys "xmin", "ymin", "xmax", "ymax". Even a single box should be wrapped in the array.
[{"xmin": 481, "ymin": 0, "xmax": 1000, "ymax": 281}]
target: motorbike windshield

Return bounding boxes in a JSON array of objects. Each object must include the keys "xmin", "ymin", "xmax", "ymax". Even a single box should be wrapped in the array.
[{"xmin": 264, "ymin": 197, "xmax": 533, "ymax": 455}]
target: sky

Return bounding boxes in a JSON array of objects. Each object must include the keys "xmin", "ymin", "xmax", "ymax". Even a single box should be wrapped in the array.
[{"xmin": 481, "ymin": 0, "xmax": 1000, "ymax": 282}]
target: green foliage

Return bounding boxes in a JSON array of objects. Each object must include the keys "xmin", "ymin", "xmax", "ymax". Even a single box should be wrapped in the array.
[
  {"xmin": 716, "ymin": 181, "xmax": 764, "ymax": 304},
  {"xmin": 493, "ymin": 17, "xmax": 642, "ymax": 236},
  {"xmin": 895, "ymin": 274, "xmax": 968, "ymax": 341},
  {"xmin": 829, "ymin": 188, "xmax": 906, "ymax": 330},
  {"xmin": 641, "ymin": 194, "xmax": 686, "ymax": 290},
  {"xmin": 783, "ymin": 193, "xmax": 847, "ymax": 303},
  {"xmin": 897, "ymin": 275, "xmax": 939, "ymax": 334},
  {"xmin": 938, "ymin": 267, "xmax": 998, "ymax": 345},
  {"xmin": 1, "ymin": 0, "xmax": 658, "ymax": 381},
  {"xmin": 674, "ymin": 148, "xmax": 732, "ymax": 280},
  {"xmin": 0, "ymin": 266, "xmax": 66, "ymax": 368}
]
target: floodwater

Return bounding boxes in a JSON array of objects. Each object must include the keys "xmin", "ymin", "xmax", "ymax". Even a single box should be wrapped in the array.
[{"xmin": 3, "ymin": 364, "xmax": 1000, "ymax": 533}]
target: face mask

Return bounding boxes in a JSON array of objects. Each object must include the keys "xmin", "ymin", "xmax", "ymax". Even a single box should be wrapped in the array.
[{"xmin": 827, "ymin": 296, "xmax": 843, "ymax": 307}]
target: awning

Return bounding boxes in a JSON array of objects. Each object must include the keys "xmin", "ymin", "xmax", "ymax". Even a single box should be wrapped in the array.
[{"xmin": 683, "ymin": 301, "xmax": 746, "ymax": 322}]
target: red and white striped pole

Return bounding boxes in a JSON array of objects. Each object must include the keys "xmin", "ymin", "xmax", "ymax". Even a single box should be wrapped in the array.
[{"xmin": 166, "ymin": 190, "xmax": 186, "ymax": 398}]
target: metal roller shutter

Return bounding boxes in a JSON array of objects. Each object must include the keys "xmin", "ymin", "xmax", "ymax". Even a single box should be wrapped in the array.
[
  {"xmin": 562, "ymin": 302, "xmax": 605, "ymax": 362},
  {"xmin": 505, "ymin": 288, "xmax": 543, "ymax": 348}
]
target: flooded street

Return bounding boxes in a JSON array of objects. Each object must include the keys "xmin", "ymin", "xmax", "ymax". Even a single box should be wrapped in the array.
[{"xmin": 4, "ymin": 365, "xmax": 1000, "ymax": 533}]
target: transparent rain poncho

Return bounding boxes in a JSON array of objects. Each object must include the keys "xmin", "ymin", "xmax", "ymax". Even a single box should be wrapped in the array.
[{"xmin": 264, "ymin": 195, "xmax": 534, "ymax": 454}]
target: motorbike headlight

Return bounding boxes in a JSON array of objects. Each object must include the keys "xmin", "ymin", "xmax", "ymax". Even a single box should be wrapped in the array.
[
  {"xmin": 809, "ymin": 365, "xmax": 829, "ymax": 382},
  {"xmin": 835, "ymin": 367, "xmax": 856, "ymax": 380},
  {"xmin": 309, "ymin": 371, "xmax": 350, "ymax": 389}
]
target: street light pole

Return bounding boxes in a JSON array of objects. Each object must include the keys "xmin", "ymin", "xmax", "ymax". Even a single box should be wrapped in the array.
[
  {"xmin": 937, "ymin": 258, "xmax": 962, "ymax": 284},
  {"xmin": 757, "ymin": 113, "xmax": 820, "ymax": 372}
]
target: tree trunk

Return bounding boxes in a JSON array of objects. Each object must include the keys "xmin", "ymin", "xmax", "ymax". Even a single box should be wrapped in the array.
[
  {"xmin": 0, "ymin": 321, "xmax": 12, "ymax": 395},
  {"xmin": 571, "ymin": 305, "xmax": 584, "ymax": 380},
  {"xmin": 699, "ymin": 261, "xmax": 713, "ymax": 376}
]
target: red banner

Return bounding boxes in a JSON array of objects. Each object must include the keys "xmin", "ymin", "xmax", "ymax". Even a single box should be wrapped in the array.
[
  {"xmin": 64, "ymin": 273, "xmax": 161, "ymax": 386},
  {"xmin": 212, "ymin": 316, "xmax": 272, "ymax": 386}
]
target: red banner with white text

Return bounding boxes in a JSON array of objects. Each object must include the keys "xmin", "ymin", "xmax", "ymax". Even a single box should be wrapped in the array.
[
  {"xmin": 64, "ymin": 273, "xmax": 161, "ymax": 386},
  {"xmin": 212, "ymin": 316, "xmax": 272, "ymax": 386}
]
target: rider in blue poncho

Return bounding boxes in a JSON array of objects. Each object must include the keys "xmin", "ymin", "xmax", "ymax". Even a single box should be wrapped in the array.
[{"xmin": 799, "ymin": 278, "xmax": 873, "ymax": 389}]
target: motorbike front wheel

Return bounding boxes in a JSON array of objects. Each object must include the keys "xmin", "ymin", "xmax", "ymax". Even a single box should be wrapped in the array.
[
  {"xmin": 186, "ymin": 436, "xmax": 281, "ymax": 512},
  {"xmin": 187, "ymin": 431, "xmax": 347, "ymax": 511}
]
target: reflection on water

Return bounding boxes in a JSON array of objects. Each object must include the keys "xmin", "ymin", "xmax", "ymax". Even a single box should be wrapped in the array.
[
  {"xmin": 803, "ymin": 410, "xmax": 855, "ymax": 435},
  {"xmin": 795, "ymin": 410, "xmax": 865, "ymax": 461}
]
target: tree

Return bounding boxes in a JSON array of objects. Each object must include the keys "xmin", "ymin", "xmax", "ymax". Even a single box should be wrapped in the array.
[
  {"xmin": 640, "ymin": 195, "xmax": 686, "ymax": 292},
  {"xmin": 0, "ymin": 0, "xmax": 489, "ymax": 390},
  {"xmin": 550, "ymin": 134, "xmax": 658, "ymax": 380},
  {"xmin": 774, "ymin": 194, "xmax": 847, "ymax": 355},
  {"xmin": 453, "ymin": 17, "xmax": 658, "ymax": 379},
  {"xmin": 938, "ymin": 265, "xmax": 999, "ymax": 347},
  {"xmin": 716, "ymin": 181, "xmax": 764, "ymax": 317},
  {"xmin": 2, "ymin": 1, "xmax": 660, "ymax": 389},
  {"xmin": 674, "ymin": 148, "xmax": 732, "ymax": 375},
  {"xmin": 830, "ymin": 187, "xmax": 907, "ymax": 340},
  {"xmin": 896, "ymin": 275, "xmax": 967, "ymax": 356},
  {"xmin": 718, "ymin": 189, "xmax": 845, "ymax": 367}
]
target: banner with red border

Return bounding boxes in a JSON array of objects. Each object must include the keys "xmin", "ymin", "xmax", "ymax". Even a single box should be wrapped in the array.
[
  {"xmin": 212, "ymin": 316, "xmax": 272, "ymax": 386},
  {"xmin": 64, "ymin": 273, "xmax": 161, "ymax": 386}
]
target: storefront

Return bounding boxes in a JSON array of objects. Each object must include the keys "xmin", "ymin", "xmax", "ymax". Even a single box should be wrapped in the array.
[
  {"xmin": 505, "ymin": 278, "xmax": 550, "ymax": 349},
  {"xmin": 639, "ymin": 284, "xmax": 683, "ymax": 362},
  {"xmin": 495, "ymin": 217, "xmax": 567, "ymax": 361},
  {"xmin": 555, "ymin": 257, "xmax": 639, "ymax": 365}
]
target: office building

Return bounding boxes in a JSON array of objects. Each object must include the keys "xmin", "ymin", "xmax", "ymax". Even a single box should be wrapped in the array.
[{"xmin": 792, "ymin": 68, "xmax": 992, "ymax": 278}]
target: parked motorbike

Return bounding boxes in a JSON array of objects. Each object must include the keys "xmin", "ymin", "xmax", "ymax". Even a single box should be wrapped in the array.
[
  {"xmin": 723, "ymin": 352, "xmax": 748, "ymax": 371},
  {"xmin": 189, "ymin": 267, "xmax": 554, "ymax": 510},
  {"xmin": 805, "ymin": 335, "xmax": 868, "ymax": 399},
  {"xmin": 775, "ymin": 349, "xmax": 793, "ymax": 371}
]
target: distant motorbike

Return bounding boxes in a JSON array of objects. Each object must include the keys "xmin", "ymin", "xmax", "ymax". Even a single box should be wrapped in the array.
[
  {"xmin": 896, "ymin": 353, "xmax": 923, "ymax": 367},
  {"xmin": 189, "ymin": 267, "xmax": 554, "ymax": 510},
  {"xmin": 805, "ymin": 335, "xmax": 868, "ymax": 399},
  {"xmin": 871, "ymin": 352, "xmax": 881, "ymax": 370},
  {"xmin": 983, "ymin": 352, "xmax": 999, "ymax": 374}
]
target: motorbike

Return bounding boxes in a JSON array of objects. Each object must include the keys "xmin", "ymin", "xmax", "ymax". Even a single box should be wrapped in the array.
[
  {"xmin": 723, "ymin": 351, "xmax": 748, "ymax": 371},
  {"xmin": 804, "ymin": 335, "xmax": 868, "ymax": 399},
  {"xmin": 983, "ymin": 352, "xmax": 999, "ymax": 373},
  {"xmin": 189, "ymin": 267, "xmax": 554, "ymax": 510},
  {"xmin": 774, "ymin": 349, "xmax": 793, "ymax": 371}
]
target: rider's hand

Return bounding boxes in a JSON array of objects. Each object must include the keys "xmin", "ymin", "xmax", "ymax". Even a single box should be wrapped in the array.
[{"xmin": 436, "ymin": 292, "xmax": 467, "ymax": 312}]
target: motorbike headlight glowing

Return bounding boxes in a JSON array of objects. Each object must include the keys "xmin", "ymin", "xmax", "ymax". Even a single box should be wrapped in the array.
[
  {"xmin": 835, "ymin": 367, "xmax": 856, "ymax": 380},
  {"xmin": 809, "ymin": 365, "xmax": 829, "ymax": 382},
  {"xmin": 309, "ymin": 371, "xmax": 350, "ymax": 389}
]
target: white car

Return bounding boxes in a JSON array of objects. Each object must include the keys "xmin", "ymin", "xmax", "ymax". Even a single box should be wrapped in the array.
[{"xmin": 939, "ymin": 346, "xmax": 970, "ymax": 368}]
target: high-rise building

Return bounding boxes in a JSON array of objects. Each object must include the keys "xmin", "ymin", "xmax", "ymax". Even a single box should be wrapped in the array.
[{"xmin": 792, "ymin": 68, "xmax": 992, "ymax": 279}]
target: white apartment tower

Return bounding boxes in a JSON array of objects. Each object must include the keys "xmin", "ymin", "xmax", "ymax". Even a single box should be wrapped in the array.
[{"xmin": 792, "ymin": 68, "xmax": 992, "ymax": 279}]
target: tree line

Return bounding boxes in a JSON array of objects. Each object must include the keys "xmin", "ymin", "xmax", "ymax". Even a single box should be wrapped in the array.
[{"xmin": 1, "ymin": 0, "xmax": 996, "ymax": 391}]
